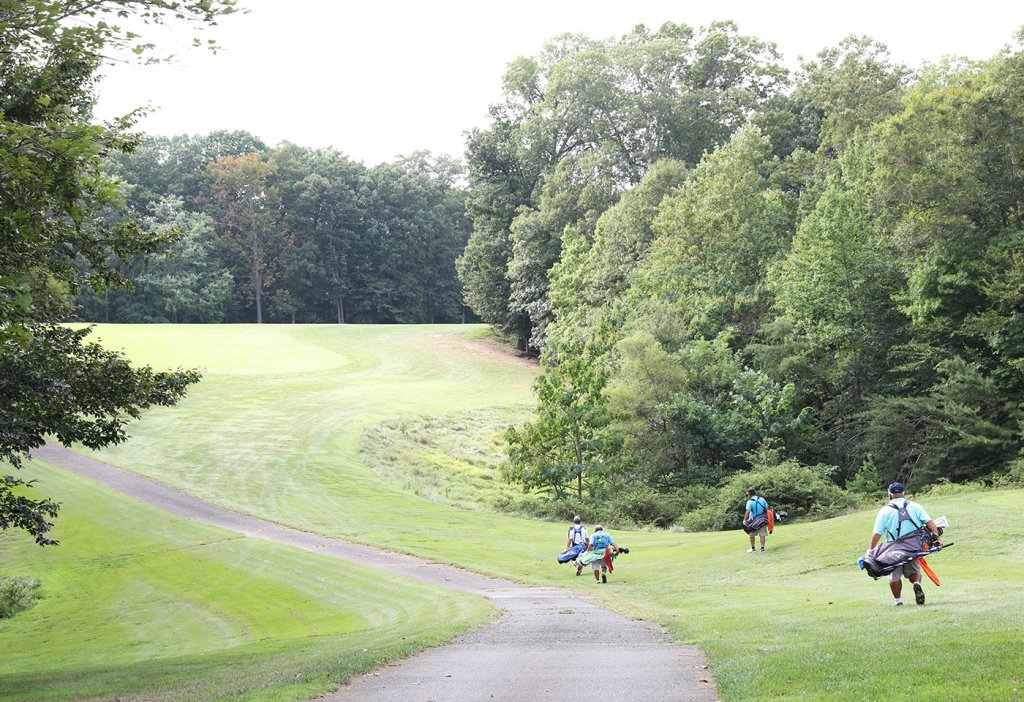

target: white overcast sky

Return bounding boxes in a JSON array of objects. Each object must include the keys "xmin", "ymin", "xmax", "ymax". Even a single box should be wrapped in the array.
[{"xmin": 93, "ymin": 0, "xmax": 1023, "ymax": 167}]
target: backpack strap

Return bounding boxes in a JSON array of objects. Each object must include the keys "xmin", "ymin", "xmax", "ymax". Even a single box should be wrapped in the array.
[{"xmin": 886, "ymin": 499, "xmax": 921, "ymax": 539}]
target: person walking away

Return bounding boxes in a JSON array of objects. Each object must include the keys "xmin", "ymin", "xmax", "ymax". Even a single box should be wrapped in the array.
[
  {"xmin": 586, "ymin": 524, "xmax": 619, "ymax": 584},
  {"xmin": 567, "ymin": 516, "xmax": 589, "ymax": 576},
  {"xmin": 744, "ymin": 488, "xmax": 770, "ymax": 552},
  {"xmin": 867, "ymin": 482, "xmax": 942, "ymax": 606}
]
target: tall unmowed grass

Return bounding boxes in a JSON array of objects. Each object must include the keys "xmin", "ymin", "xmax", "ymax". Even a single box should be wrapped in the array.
[{"xmin": 0, "ymin": 576, "xmax": 40, "ymax": 619}]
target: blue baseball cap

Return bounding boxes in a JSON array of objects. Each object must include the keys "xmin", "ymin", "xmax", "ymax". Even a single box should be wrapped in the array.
[{"xmin": 888, "ymin": 482, "xmax": 905, "ymax": 494}]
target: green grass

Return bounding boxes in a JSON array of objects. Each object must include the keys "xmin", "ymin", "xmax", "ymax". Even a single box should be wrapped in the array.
[
  {"xmin": 0, "ymin": 460, "xmax": 491, "ymax": 701},
  {"xmin": 19, "ymin": 323, "xmax": 1024, "ymax": 701},
  {"xmin": 358, "ymin": 406, "xmax": 531, "ymax": 509},
  {"xmin": 599, "ymin": 490, "xmax": 1024, "ymax": 701}
]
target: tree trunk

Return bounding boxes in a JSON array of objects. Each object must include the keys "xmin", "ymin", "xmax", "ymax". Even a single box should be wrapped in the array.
[
  {"xmin": 574, "ymin": 430, "xmax": 584, "ymax": 499},
  {"xmin": 251, "ymin": 231, "xmax": 263, "ymax": 324},
  {"xmin": 255, "ymin": 278, "xmax": 262, "ymax": 323},
  {"xmin": 337, "ymin": 297, "xmax": 345, "ymax": 324}
]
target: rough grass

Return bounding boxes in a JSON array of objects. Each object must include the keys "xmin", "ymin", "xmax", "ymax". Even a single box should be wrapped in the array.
[
  {"xmin": 358, "ymin": 406, "xmax": 532, "ymax": 509},
  {"xmin": 0, "ymin": 576, "xmax": 40, "ymax": 619},
  {"xmin": 29, "ymin": 323, "xmax": 1024, "ymax": 701}
]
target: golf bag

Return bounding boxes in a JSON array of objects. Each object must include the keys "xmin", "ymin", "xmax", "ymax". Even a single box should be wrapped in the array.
[
  {"xmin": 576, "ymin": 545, "xmax": 629, "ymax": 572},
  {"xmin": 557, "ymin": 543, "xmax": 586, "ymax": 564},
  {"xmin": 742, "ymin": 513, "xmax": 769, "ymax": 534},
  {"xmin": 862, "ymin": 526, "xmax": 939, "ymax": 579}
]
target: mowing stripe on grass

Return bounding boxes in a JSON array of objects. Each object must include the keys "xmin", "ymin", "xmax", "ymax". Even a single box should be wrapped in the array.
[{"xmin": 36, "ymin": 442, "xmax": 721, "ymax": 702}]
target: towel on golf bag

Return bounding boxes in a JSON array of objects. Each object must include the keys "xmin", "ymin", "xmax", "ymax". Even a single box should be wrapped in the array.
[
  {"xmin": 862, "ymin": 527, "xmax": 936, "ymax": 579},
  {"xmin": 557, "ymin": 543, "xmax": 586, "ymax": 563},
  {"xmin": 577, "ymin": 548, "xmax": 614, "ymax": 572}
]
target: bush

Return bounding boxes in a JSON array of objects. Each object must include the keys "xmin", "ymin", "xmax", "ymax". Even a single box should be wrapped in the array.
[
  {"xmin": 678, "ymin": 503, "xmax": 726, "ymax": 532},
  {"xmin": 668, "ymin": 483, "xmax": 719, "ymax": 513},
  {"xmin": 681, "ymin": 459, "xmax": 856, "ymax": 531},
  {"xmin": 917, "ymin": 477, "xmax": 986, "ymax": 497},
  {"xmin": 491, "ymin": 492, "xmax": 602, "ymax": 524},
  {"xmin": 992, "ymin": 456, "xmax": 1024, "ymax": 488},
  {"xmin": 0, "ymin": 576, "xmax": 41, "ymax": 619},
  {"xmin": 603, "ymin": 488, "xmax": 685, "ymax": 528}
]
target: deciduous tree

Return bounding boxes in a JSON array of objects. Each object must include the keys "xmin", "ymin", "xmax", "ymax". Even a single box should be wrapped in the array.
[{"xmin": 0, "ymin": 0, "xmax": 232, "ymax": 543}]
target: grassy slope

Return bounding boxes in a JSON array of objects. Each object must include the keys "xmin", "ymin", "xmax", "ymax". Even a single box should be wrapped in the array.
[
  {"xmin": 0, "ymin": 462, "xmax": 491, "ymax": 701},
  {"xmin": 35, "ymin": 324, "xmax": 1024, "ymax": 700}
]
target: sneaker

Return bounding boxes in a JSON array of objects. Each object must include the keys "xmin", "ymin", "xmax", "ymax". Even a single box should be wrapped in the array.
[
  {"xmin": 601, "ymin": 573, "xmax": 607, "ymax": 584},
  {"xmin": 895, "ymin": 600, "xmax": 904, "ymax": 607},
  {"xmin": 747, "ymin": 547, "xmax": 756, "ymax": 553},
  {"xmin": 913, "ymin": 582, "xmax": 925, "ymax": 605},
  {"xmin": 760, "ymin": 547, "xmax": 765, "ymax": 552}
]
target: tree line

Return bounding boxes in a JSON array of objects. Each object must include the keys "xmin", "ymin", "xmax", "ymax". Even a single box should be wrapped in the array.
[
  {"xmin": 457, "ymin": 22, "xmax": 1024, "ymax": 526},
  {"xmin": 78, "ymin": 135, "xmax": 472, "ymax": 325}
]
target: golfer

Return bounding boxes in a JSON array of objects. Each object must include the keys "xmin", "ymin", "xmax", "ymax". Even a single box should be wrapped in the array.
[
  {"xmin": 867, "ymin": 482, "xmax": 941, "ymax": 606},
  {"xmin": 743, "ymin": 488, "xmax": 770, "ymax": 552},
  {"xmin": 567, "ymin": 516, "xmax": 589, "ymax": 575},
  {"xmin": 586, "ymin": 524, "xmax": 619, "ymax": 584},
  {"xmin": 566, "ymin": 515, "xmax": 589, "ymax": 550}
]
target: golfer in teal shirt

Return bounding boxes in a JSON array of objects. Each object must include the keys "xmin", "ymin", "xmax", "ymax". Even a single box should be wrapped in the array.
[
  {"xmin": 867, "ymin": 483, "xmax": 941, "ymax": 606},
  {"xmin": 586, "ymin": 525, "xmax": 618, "ymax": 584}
]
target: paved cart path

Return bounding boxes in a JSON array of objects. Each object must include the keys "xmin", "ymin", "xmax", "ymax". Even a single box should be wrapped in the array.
[{"xmin": 34, "ymin": 442, "xmax": 719, "ymax": 702}]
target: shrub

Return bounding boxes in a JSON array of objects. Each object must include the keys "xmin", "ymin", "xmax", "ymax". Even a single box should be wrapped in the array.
[
  {"xmin": 682, "ymin": 459, "xmax": 856, "ymax": 531},
  {"xmin": 678, "ymin": 503, "xmax": 726, "ymax": 532},
  {"xmin": 917, "ymin": 477, "xmax": 986, "ymax": 497},
  {"xmin": 603, "ymin": 488, "xmax": 685, "ymax": 528},
  {"xmin": 720, "ymin": 459, "xmax": 855, "ymax": 524},
  {"xmin": 491, "ymin": 492, "xmax": 602, "ymax": 524},
  {"xmin": 0, "ymin": 576, "xmax": 41, "ymax": 619},
  {"xmin": 846, "ymin": 454, "xmax": 885, "ymax": 495},
  {"xmin": 992, "ymin": 456, "xmax": 1024, "ymax": 488},
  {"xmin": 668, "ymin": 484, "xmax": 719, "ymax": 512}
]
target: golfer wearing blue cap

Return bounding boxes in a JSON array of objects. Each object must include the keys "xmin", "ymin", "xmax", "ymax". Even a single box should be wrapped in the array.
[{"xmin": 867, "ymin": 482, "xmax": 941, "ymax": 606}]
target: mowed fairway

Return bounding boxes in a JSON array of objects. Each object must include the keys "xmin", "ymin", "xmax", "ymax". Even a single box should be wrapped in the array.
[
  {"xmin": 84, "ymin": 323, "xmax": 540, "ymax": 560},
  {"xmin": 21, "ymin": 324, "xmax": 1024, "ymax": 701},
  {"xmin": 0, "ymin": 461, "xmax": 491, "ymax": 702}
]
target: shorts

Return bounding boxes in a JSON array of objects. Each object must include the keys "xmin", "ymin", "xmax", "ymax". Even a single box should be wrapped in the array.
[
  {"xmin": 890, "ymin": 559, "xmax": 921, "ymax": 582},
  {"xmin": 753, "ymin": 527, "xmax": 768, "ymax": 537}
]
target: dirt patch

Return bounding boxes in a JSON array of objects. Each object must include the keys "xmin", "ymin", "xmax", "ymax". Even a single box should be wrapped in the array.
[{"xmin": 423, "ymin": 330, "xmax": 538, "ymax": 368}]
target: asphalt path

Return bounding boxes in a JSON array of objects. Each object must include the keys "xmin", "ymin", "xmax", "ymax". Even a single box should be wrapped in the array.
[{"xmin": 34, "ymin": 442, "xmax": 719, "ymax": 702}]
